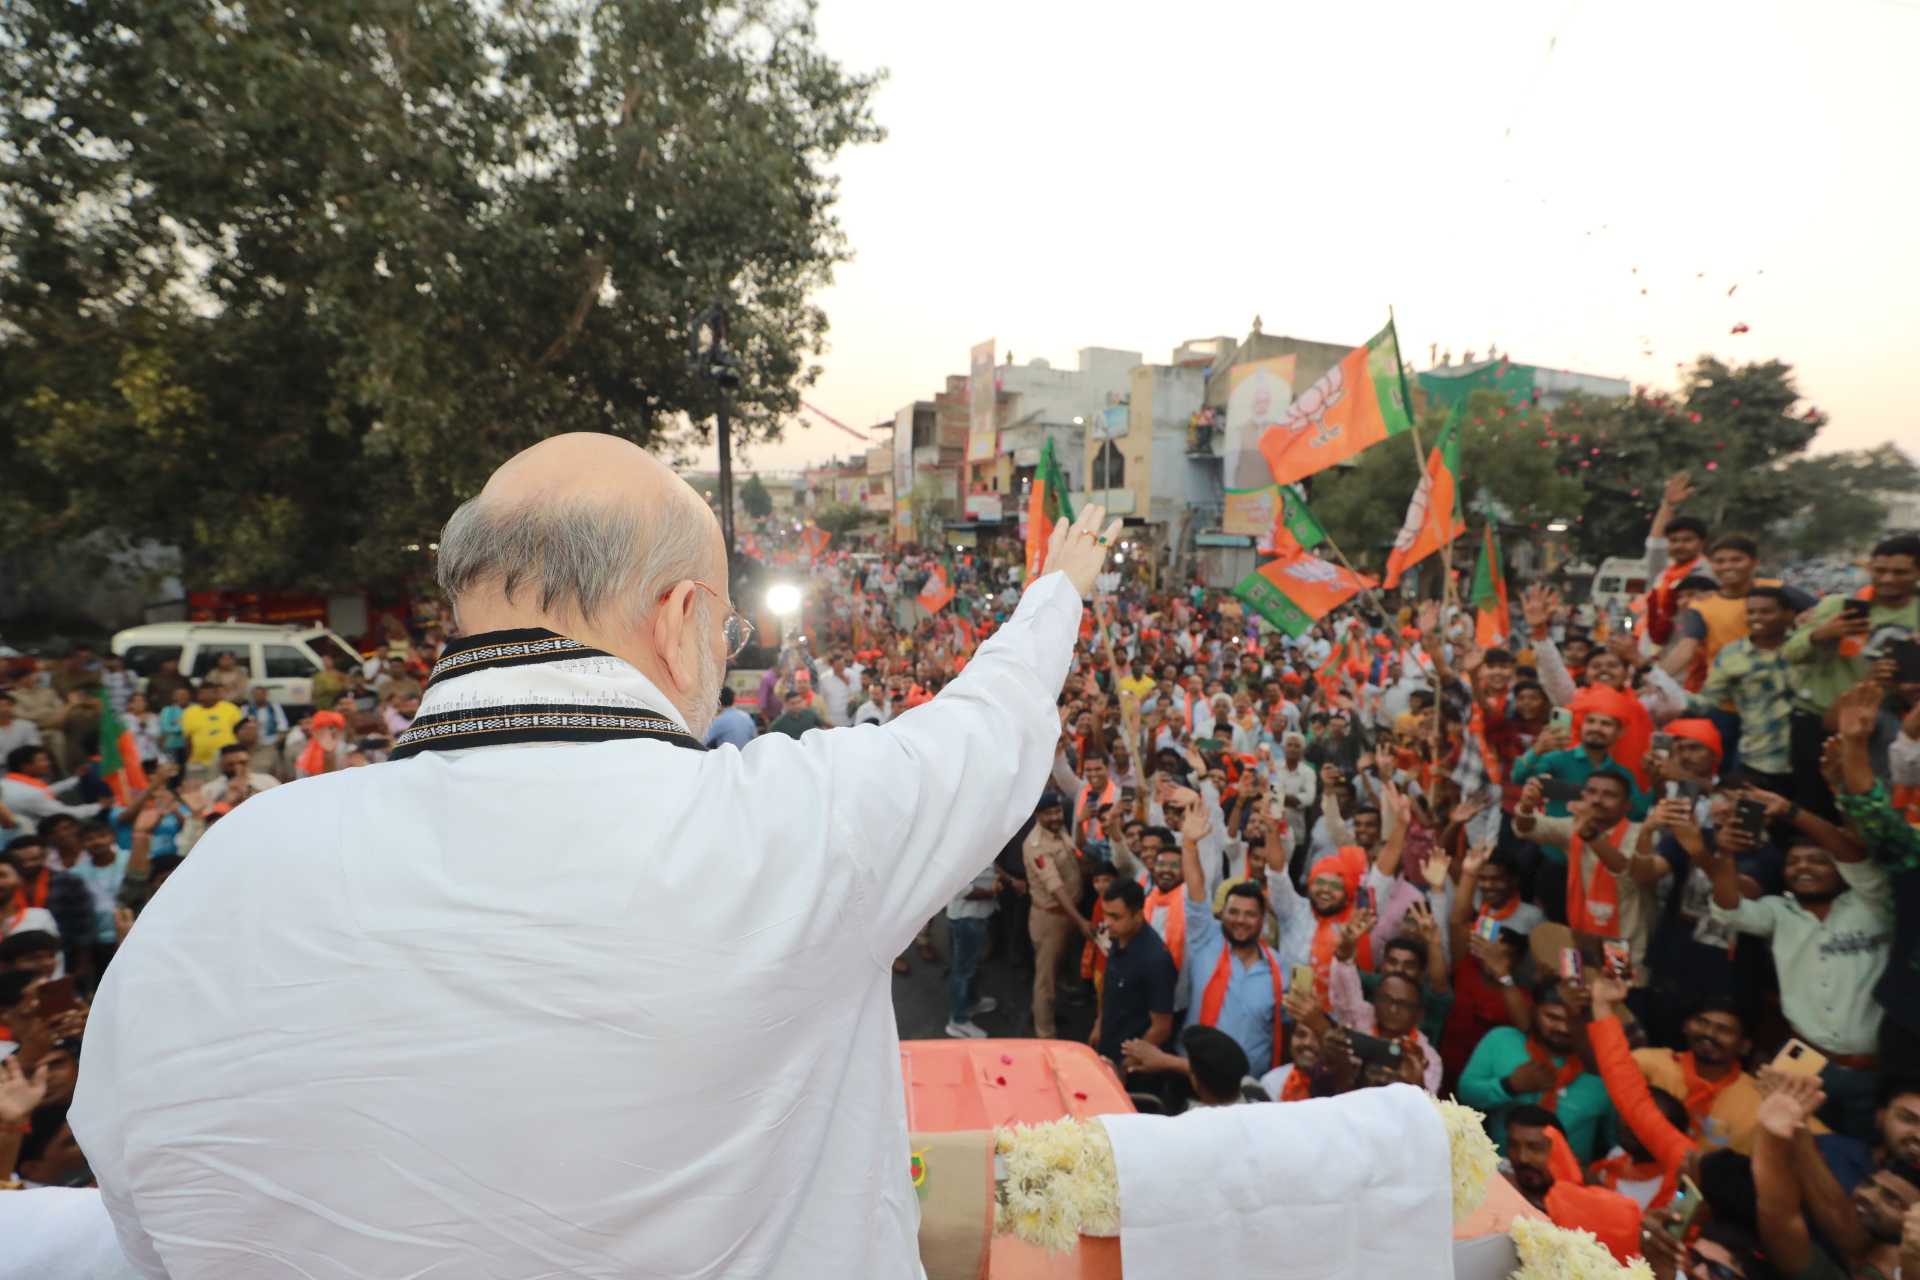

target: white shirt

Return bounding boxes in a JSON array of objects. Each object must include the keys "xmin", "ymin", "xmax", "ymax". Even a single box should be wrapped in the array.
[
  {"xmin": 1270, "ymin": 759, "xmax": 1317, "ymax": 815},
  {"xmin": 816, "ymin": 667, "xmax": 857, "ymax": 727},
  {"xmin": 0, "ymin": 717, "xmax": 43, "ymax": 758},
  {"xmin": 0, "ymin": 775, "xmax": 101, "ymax": 828},
  {"xmin": 1710, "ymin": 856, "xmax": 1893, "ymax": 1055},
  {"xmin": 947, "ymin": 864, "xmax": 999, "ymax": 920},
  {"xmin": 71, "ymin": 572, "xmax": 1082, "ymax": 1280}
]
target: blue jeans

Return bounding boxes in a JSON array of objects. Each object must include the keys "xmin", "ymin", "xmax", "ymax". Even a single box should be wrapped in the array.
[{"xmin": 947, "ymin": 915, "xmax": 989, "ymax": 1026}]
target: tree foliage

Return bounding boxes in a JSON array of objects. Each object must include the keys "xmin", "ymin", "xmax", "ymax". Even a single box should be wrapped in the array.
[
  {"xmin": 1307, "ymin": 390, "xmax": 1588, "ymax": 570},
  {"xmin": 1541, "ymin": 357, "xmax": 1916, "ymax": 562},
  {"xmin": 813, "ymin": 500, "xmax": 877, "ymax": 541},
  {"xmin": 1307, "ymin": 357, "xmax": 1915, "ymax": 575},
  {"xmin": 0, "ymin": 0, "xmax": 881, "ymax": 588},
  {"xmin": 738, "ymin": 473, "xmax": 774, "ymax": 520}
]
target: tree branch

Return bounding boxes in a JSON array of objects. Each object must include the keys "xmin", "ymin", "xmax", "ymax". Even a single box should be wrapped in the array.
[{"xmin": 531, "ymin": 250, "xmax": 606, "ymax": 373}]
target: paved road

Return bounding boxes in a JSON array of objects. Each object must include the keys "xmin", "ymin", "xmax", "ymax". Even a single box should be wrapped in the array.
[{"xmin": 890, "ymin": 908, "xmax": 1100, "ymax": 1049}]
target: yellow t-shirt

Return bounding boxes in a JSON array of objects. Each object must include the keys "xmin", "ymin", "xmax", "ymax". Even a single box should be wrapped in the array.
[
  {"xmin": 1118, "ymin": 674, "xmax": 1156, "ymax": 702},
  {"xmin": 180, "ymin": 701, "xmax": 243, "ymax": 764}
]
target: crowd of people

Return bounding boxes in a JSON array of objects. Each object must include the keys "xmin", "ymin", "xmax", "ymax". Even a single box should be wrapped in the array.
[
  {"xmin": 4, "ymin": 468, "xmax": 1920, "ymax": 1280},
  {"xmin": 706, "ymin": 475, "xmax": 1919, "ymax": 1279},
  {"xmin": 0, "ymin": 624, "xmax": 448, "ymax": 1188}
]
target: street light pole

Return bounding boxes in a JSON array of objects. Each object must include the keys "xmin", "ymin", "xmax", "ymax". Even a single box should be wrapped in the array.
[{"xmin": 689, "ymin": 300, "xmax": 741, "ymax": 556}]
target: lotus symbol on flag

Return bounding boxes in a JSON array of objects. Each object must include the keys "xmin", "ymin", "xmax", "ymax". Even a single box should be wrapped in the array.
[
  {"xmin": 1281, "ymin": 556, "xmax": 1343, "ymax": 586},
  {"xmin": 1276, "ymin": 364, "xmax": 1346, "ymax": 446},
  {"xmin": 1393, "ymin": 474, "xmax": 1435, "ymax": 553}
]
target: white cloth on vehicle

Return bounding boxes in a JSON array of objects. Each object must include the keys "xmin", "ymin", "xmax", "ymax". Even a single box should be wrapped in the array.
[{"xmin": 1099, "ymin": 1082, "xmax": 1455, "ymax": 1280}]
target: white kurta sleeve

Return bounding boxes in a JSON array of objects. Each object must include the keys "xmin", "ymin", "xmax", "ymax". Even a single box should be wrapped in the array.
[
  {"xmin": 768, "ymin": 571, "xmax": 1083, "ymax": 961},
  {"xmin": 1533, "ymin": 635, "xmax": 1579, "ymax": 708}
]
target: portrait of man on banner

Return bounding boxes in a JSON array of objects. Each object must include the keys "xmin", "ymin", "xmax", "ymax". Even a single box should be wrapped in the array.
[{"xmin": 1222, "ymin": 355, "xmax": 1296, "ymax": 490}]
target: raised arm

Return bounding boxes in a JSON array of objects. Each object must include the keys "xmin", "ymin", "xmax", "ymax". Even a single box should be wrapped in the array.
[
  {"xmin": 1589, "ymin": 976, "xmax": 1694, "ymax": 1173},
  {"xmin": 1448, "ymin": 841, "xmax": 1490, "ymax": 965},
  {"xmin": 1375, "ymin": 781, "xmax": 1413, "ymax": 879},
  {"xmin": 1751, "ymin": 1075, "xmax": 1827, "ymax": 1278},
  {"xmin": 803, "ymin": 509, "xmax": 1121, "ymax": 958},
  {"xmin": 1173, "ymin": 786, "xmax": 1211, "ymax": 905}
]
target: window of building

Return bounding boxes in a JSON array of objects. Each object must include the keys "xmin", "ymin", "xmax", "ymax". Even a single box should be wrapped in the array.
[{"xmin": 1091, "ymin": 441, "xmax": 1126, "ymax": 489}]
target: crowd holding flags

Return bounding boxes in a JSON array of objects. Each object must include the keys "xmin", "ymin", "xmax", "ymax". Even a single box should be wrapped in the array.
[
  {"xmin": 1256, "ymin": 319, "xmax": 1416, "ymax": 486},
  {"xmin": 1234, "ymin": 317, "xmax": 1497, "ymax": 638},
  {"xmin": 1472, "ymin": 517, "xmax": 1511, "ymax": 646},
  {"xmin": 1382, "ymin": 404, "xmax": 1465, "ymax": 590},
  {"xmin": 1234, "ymin": 486, "xmax": 1375, "ymax": 637}
]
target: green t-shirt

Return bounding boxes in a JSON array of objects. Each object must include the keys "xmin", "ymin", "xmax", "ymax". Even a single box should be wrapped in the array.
[
  {"xmin": 767, "ymin": 709, "xmax": 825, "ymax": 740},
  {"xmin": 1782, "ymin": 592, "xmax": 1919, "ymax": 713}
]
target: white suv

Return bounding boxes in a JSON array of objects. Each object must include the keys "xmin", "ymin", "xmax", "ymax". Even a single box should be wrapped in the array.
[{"xmin": 112, "ymin": 623, "xmax": 365, "ymax": 707}]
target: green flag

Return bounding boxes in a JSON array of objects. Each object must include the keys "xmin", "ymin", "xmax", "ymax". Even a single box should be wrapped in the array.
[
  {"xmin": 1039, "ymin": 435, "xmax": 1075, "ymax": 525},
  {"xmin": 1280, "ymin": 483, "xmax": 1327, "ymax": 549},
  {"xmin": 91, "ymin": 688, "xmax": 149, "ymax": 805}
]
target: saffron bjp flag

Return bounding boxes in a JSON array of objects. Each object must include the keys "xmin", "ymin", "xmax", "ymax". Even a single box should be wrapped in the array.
[
  {"xmin": 1472, "ymin": 521, "xmax": 1511, "ymax": 647},
  {"xmin": 93, "ymin": 689, "xmax": 149, "ymax": 806},
  {"xmin": 1234, "ymin": 548, "xmax": 1374, "ymax": 639},
  {"xmin": 919, "ymin": 562, "xmax": 956, "ymax": 614},
  {"xmin": 1023, "ymin": 435, "xmax": 1075, "ymax": 583},
  {"xmin": 800, "ymin": 526, "xmax": 830, "ymax": 558},
  {"xmin": 1383, "ymin": 405, "xmax": 1466, "ymax": 590},
  {"xmin": 1257, "ymin": 319, "xmax": 1415, "ymax": 485}
]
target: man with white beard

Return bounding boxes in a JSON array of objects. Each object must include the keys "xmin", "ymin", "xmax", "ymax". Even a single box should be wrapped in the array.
[{"xmin": 71, "ymin": 432, "xmax": 1122, "ymax": 1280}]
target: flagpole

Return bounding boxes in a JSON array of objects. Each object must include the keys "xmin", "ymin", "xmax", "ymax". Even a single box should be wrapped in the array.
[
  {"xmin": 1402, "ymin": 410, "xmax": 1457, "ymax": 769},
  {"xmin": 1315, "ymin": 525, "xmax": 1392, "ymax": 629}
]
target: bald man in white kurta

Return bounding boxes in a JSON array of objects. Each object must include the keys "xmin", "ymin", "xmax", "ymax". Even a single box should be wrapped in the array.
[{"xmin": 71, "ymin": 570, "xmax": 1086, "ymax": 1279}]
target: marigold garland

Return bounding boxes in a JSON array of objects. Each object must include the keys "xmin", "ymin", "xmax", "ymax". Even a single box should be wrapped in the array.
[{"xmin": 1510, "ymin": 1216, "xmax": 1656, "ymax": 1280}]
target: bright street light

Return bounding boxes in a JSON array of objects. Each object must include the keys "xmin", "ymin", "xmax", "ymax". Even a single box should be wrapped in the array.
[{"xmin": 767, "ymin": 584, "xmax": 802, "ymax": 614}]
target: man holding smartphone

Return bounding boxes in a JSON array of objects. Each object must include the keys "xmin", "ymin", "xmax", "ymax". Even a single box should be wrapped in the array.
[
  {"xmin": 1698, "ymin": 791, "xmax": 1894, "ymax": 1141},
  {"xmin": 1516, "ymin": 770, "xmax": 1655, "ymax": 968},
  {"xmin": 1784, "ymin": 532, "xmax": 1920, "ymax": 819}
]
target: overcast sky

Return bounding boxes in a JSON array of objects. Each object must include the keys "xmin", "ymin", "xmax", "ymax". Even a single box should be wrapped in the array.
[{"xmin": 692, "ymin": 0, "xmax": 1920, "ymax": 474}]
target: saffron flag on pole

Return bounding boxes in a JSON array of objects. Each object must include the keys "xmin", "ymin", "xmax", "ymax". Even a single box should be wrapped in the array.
[
  {"xmin": 1257, "ymin": 484, "xmax": 1327, "ymax": 557},
  {"xmin": 919, "ymin": 562, "xmax": 956, "ymax": 614},
  {"xmin": 93, "ymin": 689, "xmax": 148, "ymax": 806},
  {"xmin": 1024, "ymin": 435, "xmax": 1076, "ymax": 583},
  {"xmin": 1233, "ymin": 548, "xmax": 1375, "ymax": 639},
  {"xmin": 1256, "ymin": 319, "xmax": 1416, "ymax": 486},
  {"xmin": 1383, "ymin": 404, "xmax": 1466, "ymax": 590},
  {"xmin": 1472, "ymin": 521, "xmax": 1510, "ymax": 647},
  {"xmin": 1023, "ymin": 473, "xmax": 1049, "ymax": 582},
  {"xmin": 1277, "ymin": 483, "xmax": 1327, "ymax": 550}
]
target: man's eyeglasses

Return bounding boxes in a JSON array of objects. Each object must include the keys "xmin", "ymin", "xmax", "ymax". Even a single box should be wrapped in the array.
[
  {"xmin": 1686, "ymin": 1249, "xmax": 1743, "ymax": 1280},
  {"xmin": 678, "ymin": 581, "xmax": 755, "ymax": 659}
]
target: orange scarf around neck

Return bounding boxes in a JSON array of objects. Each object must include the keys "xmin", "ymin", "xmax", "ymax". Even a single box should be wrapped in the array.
[
  {"xmin": 1198, "ymin": 938, "xmax": 1285, "ymax": 1068},
  {"xmin": 1567, "ymin": 818, "xmax": 1630, "ymax": 938},
  {"xmin": 1526, "ymin": 1036, "xmax": 1586, "ymax": 1112}
]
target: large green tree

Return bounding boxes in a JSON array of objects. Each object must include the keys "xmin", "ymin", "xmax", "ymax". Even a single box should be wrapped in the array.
[
  {"xmin": 1544, "ymin": 357, "xmax": 1917, "ymax": 561},
  {"xmin": 1306, "ymin": 389, "xmax": 1588, "ymax": 569},
  {"xmin": 0, "ymin": 0, "xmax": 880, "ymax": 587},
  {"xmin": 1309, "ymin": 358, "xmax": 1916, "ymax": 577}
]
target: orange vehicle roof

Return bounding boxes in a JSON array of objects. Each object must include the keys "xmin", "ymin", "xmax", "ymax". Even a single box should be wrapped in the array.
[{"xmin": 902, "ymin": 1039, "xmax": 1136, "ymax": 1133}]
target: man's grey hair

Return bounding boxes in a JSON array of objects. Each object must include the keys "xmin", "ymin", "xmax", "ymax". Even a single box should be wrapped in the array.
[{"xmin": 437, "ymin": 486, "xmax": 716, "ymax": 635}]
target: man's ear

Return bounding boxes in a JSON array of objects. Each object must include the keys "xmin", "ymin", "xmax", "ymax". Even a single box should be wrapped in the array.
[{"xmin": 651, "ymin": 581, "xmax": 701, "ymax": 695}]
